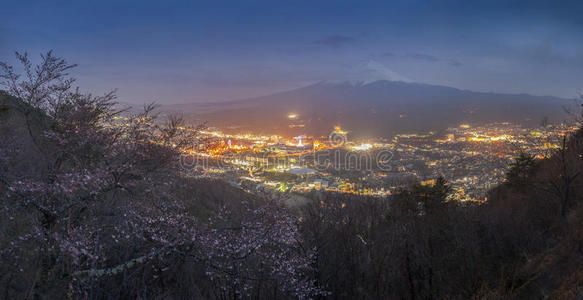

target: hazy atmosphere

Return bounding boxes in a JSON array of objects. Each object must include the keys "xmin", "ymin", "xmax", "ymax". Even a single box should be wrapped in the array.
[{"xmin": 2, "ymin": 0, "xmax": 583, "ymax": 103}]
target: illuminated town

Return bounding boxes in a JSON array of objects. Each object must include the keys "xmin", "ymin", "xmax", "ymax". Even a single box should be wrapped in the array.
[{"xmin": 179, "ymin": 120, "xmax": 579, "ymax": 202}]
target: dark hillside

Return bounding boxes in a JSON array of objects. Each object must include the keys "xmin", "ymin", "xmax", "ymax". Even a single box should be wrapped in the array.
[{"xmin": 0, "ymin": 52, "xmax": 325, "ymax": 299}]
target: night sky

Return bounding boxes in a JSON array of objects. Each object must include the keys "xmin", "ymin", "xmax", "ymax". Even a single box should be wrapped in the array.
[{"xmin": 2, "ymin": 0, "xmax": 583, "ymax": 103}]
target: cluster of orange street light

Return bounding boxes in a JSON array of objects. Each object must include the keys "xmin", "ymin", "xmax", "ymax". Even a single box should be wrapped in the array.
[{"xmin": 183, "ymin": 128, "xmax": 347, "ymax": 159}]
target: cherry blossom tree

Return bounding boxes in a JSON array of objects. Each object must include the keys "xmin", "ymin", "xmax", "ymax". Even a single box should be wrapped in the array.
[{"xmin": 0, "ymin": 51, "xmax": 323, "ymax": 299}]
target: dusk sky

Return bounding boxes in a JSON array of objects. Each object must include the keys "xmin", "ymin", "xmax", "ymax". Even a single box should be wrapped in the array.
[{"xmin": 2, "ymin": 0, "xmax": 583, "ymax": 103}]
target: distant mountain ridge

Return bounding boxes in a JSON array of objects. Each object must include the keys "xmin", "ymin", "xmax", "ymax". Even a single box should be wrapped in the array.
[{"xmin": 161, "ymin": 80, "xmax": 572, "ymax": 138}]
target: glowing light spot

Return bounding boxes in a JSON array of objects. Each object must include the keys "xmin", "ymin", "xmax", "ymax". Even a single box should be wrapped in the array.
[{"xmin": 351, "ymin": 143, "xmax": 372, "ymax": 151}]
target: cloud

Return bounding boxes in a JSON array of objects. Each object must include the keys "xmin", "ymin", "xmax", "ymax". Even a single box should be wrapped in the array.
[
  {"xmin": 407, "ymin": 52, "xmax": 463, "ymax": 67},
  {"xmin": 447, "ymin": 59, "xmax": 463, "ymax": 67},
  {"xmin": 313, "ymin": 35, "xmax": 357, "ymax": 48},
  {"xmin": 380, "ymin": 52, "xmax": 395, "ymax": 57}
]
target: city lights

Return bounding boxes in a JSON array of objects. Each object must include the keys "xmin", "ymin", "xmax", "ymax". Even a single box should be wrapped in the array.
[
  {"xmin": 180, "ymin": 122, "xmax": 577, "ymax": 201},
  {"xmin": 351, "ymin": 143, "xmax": 372, "ymax": 151}
]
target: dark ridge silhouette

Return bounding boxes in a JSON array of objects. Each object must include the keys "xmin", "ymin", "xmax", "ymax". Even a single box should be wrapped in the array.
[{"xmin": 163, "ymin": 80, "xmax": 571, "ymax": 137}]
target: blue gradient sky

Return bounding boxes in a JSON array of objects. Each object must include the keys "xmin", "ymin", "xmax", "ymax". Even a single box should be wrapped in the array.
[{"xmin": 2, "ymin": 0, "xmax": 583, "ymax": 103}]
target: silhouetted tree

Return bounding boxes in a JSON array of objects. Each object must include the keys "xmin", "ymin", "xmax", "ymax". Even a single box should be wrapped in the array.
[{"xmin": 507, "ymin": 152, "xmax": 538, "ymax": 188}]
